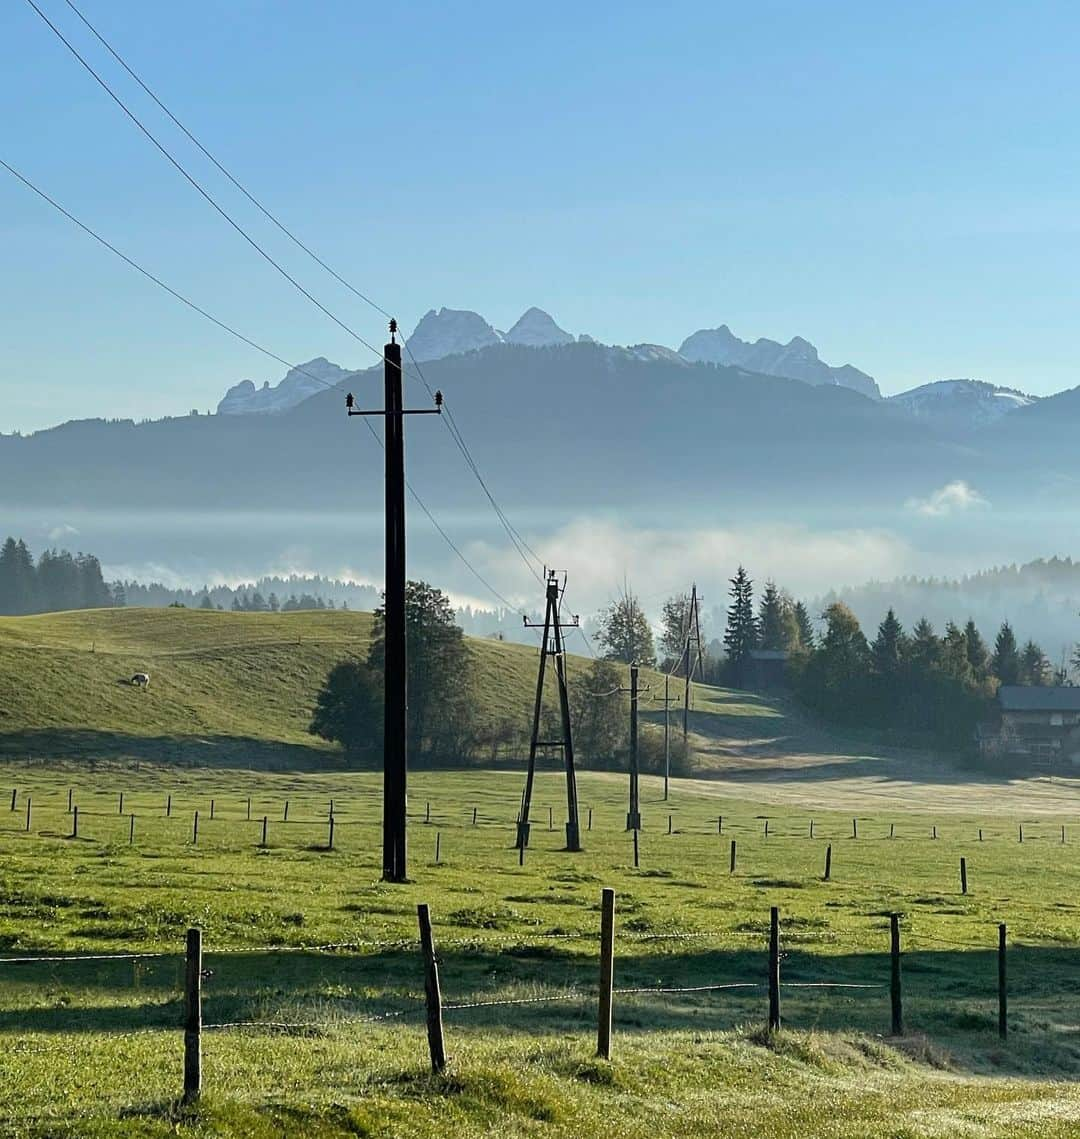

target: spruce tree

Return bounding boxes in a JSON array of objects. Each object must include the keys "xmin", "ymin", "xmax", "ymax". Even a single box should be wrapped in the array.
[
  {"xmin": 871, "ymin": 609, "xmax": 906, "ymax": 679},
  {"xmin": 757, "ymin": 581, "xmax": 786, "ymax": 651},
  {"xmin": 723, "ymin": 566, "xmax": 758, "ymax": 685},
  {"xmin": 991, "ymin": 621, "xmax": 1020, "ymax": 685},
  {"xmin": 792, "ymin": 600, "xmax": 815, "ymax": 650},
  {"xmin": 963, "ymin": 619, "xmax": 989, "ymax": 680},
  {"xmin": 1020, "ymin": 640, "xmax": 1050, "ymax": 686},
  {"xmin": 0, "ymin": 537, "xmax": 37, "ymax": 615}
]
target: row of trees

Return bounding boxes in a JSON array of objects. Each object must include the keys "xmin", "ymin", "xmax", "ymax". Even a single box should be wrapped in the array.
[
  {"xmin": 0, "ymin": 537, "xmax": 114, "ymax": 615},
  {"xmin": 794, "ymin": 603, "xmax": 1054, "ymax": 746},
  {"xmin": 310, "ymin": 581, "xmax": 682, "ymax": 772}
]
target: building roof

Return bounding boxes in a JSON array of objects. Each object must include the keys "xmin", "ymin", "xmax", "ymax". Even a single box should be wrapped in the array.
[{"xmin": 999, "ymin": 686, "xmax": 1080, "ymax": 712}]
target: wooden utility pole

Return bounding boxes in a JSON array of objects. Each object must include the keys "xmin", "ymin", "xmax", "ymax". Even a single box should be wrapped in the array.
[
  {"xmin": 347, "ymin": 320, "xmax": 441, "ymax": 883},
  {"xmin": 626, "ymin": 664, "xmax": 642, "ymax": 831},
  {"xmin": 518, "ymin": 571, "xmax": 582, "ymax": 851},
  {"xmin": 681, "ymin": 584, "xmax": 705, "ymax": 741},
  {"xmin": 657, "ymin": 674, "xmax": 680, "ymax": 802}
]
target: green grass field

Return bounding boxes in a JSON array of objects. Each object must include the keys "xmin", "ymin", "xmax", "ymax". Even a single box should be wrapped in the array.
[{"xmin": 3, "ymin": 610, "xmax": 1080, "ymax": 1136}]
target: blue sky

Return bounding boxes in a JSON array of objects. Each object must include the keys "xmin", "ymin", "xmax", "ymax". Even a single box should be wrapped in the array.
[{"xmin": 3, "ymin": 0, "xmax": 1080, "ymax": 431}]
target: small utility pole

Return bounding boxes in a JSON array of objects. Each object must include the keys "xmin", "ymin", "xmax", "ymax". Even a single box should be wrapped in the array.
[
  {"xmin": 626, "ymin": 664, "xmax": 642, "ymax": 830},
  {"xmin": 346, "ymin": 319, "xmax": 441, "ymax": 883},
  {"xmin": 682, "ymin": 583, "xmax": 704, "ymax": 741},
  {"xmin": 518, "ymin": 571, "xmax": 582, "ymax": 852},
  {"xmin": 657, "ymin": 674, "xmax": 680, "ymax": 802}
]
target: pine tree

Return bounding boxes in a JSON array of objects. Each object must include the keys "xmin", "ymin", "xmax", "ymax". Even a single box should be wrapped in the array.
[
  {"xmin": 964, "ymin": 619, "xmax": 989, "ymax": 680},
  {"xmin": 792, "ymin": 600, "xmax": 815, "ymax": 651},
  {"xmin": 0, "ymin": 537, "xmax": 37, "ymax": 615},
  {"xmin": 1020, "ymin": 639, "xmax": 1050, "ymax": 686},
  {"xmin": 757, "ymin": 581, "xmax": 787, "ymax": 651},
  {"xmin": 909, "ymin": 618, "xmax": 940, "ymax": 671},
  {"xmin": 76, "ymin": 553, "xmax": 112, "ymax": 608},
  {"xmin": 940, "ymin": 622, "xmax": 973, "ymax": 682},
  {"xmin": 871, "ymin": 609, "xmax": 906, "ymax": 679},
  {"xmin": 723, "ymin": 566, "xmax": 758, "ymax": 685},
  {"xmin": 199, "ymin": 593, "xmax": 214, "ymax": 610},
  {"xmin": 992, "ymin": 621, "xmax": 1020, "ymax": 685}
]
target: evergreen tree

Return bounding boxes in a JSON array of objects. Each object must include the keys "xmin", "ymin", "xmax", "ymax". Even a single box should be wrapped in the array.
[
  {"xmin": 37, "ymin": 549, "xmax": 80, "ymax": 611},
  {"xmin": 1020, "ymin": 639, "xmax": 1050, "ymax": 686},
  {"xmin": 871, "ymin": 609, "xmax": 906, "ymax": 679},
  {"xmin": 992, "ymin": 621, "xmax": 1021, "ymax": 685},
  {"xmin": 249, "ymin": 591, "xmax": 269, "ymax": 612},
  {"xmin": 594, "ymin": 593, "xmax": 655, "ymax": 665},
  {"xmin": 570, "ymin": 659, "xmax": 628, "ymax": 765},
  {"xmin": 0, "ymin": 537, "xmax": 37, "ymax": 615},
  {"xmin": 199, "ymin": 593, "xmax": 214, "ymax": 610},
  {"xmin": 792, "ymin": 600, "xmax": 815, "ymax": 651},
  {"xmin": 268, "ymin": 592, "xmax": 280, "ymax": 612},
  {"xmin": 963, "ymin": 619, "xmax": 989, "ymax": 680},
  {"xmin": 757, "ymin": 581, "xmax": 787, "ymax": 651},
  {"xmin": 76, "ymin": 553, "xmax": 112, "ymax": 608},
  {"xmin": 908, "ymin": 618, "xmax": 940, "ymax": 671},
  {"xmin": 723, "ymin": 566, "xmax": 758, "ymax": 685},
  {"xmin": 940, "ymin": 622, "xmax": 973, "ymax": 683},
  {"xmin": 799, "ymin": 603, "xmax": 869, "ymax": 723},
  {"xmin": 112, "ymin": 582, "xmax": 127, "ymax": 607},
  {"xmin": 231, "ymin": 596, "xmax": 243, "ymax": 612}
]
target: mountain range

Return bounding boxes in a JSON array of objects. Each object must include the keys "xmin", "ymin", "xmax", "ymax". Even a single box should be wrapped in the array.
[{"xmin": 213, "ymin": 307, "xmax": 1039, "ymax": 431}]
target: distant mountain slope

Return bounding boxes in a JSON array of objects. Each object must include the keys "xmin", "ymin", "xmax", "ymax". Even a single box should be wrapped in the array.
[
  {"xmin": 678, "ymin": 324, "xmax": 881, "ymax": 399},
  {"xmin": 0, "ymin": 340, "xmax": 966, "ymax": 512},
  {"xmin": 217, "ymin": 358, "xmax": 360, "ymax": 415},
  {"xmin": 888, "ymin": 379, "xmax": 1036, "ymax": 432}
]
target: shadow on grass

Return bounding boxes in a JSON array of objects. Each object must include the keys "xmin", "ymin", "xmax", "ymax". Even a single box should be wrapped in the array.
[{"xmin": 3, "ymin": 943, "xmax": 1080, "ymax": 1076}]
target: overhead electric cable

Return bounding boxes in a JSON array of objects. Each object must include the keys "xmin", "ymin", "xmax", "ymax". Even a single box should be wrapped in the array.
[{"xmin": 0, "ymin": 156, "xmax": 522, "ymax": 616}]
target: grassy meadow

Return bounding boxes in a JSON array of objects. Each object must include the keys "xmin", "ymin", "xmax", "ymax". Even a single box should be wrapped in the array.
[{"xmin": 2, "ymin": 609, "xmax": 1080, "ymax": 1136}]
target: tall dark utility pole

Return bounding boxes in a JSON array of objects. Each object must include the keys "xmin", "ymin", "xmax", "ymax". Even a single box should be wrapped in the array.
[
  {"xmin": 627, "ymin": 664, "xmax": 641, "ymax": 831},
  {"xmin": 518, "ymin": 571, "xmax": 582, "ymax": 852},
  {"xmin": 682, "ymin": 583, "xmax": 704, "ymax": 741},
  {"xmin": 346, "ymin": 320, "xmax": 441, "ymax": 882}
]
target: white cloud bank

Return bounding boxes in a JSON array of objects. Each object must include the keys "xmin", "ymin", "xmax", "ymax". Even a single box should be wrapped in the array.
[{"xmin": 905, "ymin": 481, "xmax": 989, "ymax": 518}]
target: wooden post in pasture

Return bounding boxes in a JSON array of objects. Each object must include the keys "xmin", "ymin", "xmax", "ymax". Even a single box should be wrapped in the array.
[
  {"xmin": 129, "ymin": 814, "xmax": 135, "ymax": 845},
  {"xmin": 768, "ymin": 907, "xmax": 781, "ymax": 1031},
  {"xmin": 979, "ymin": 828, "xmax": 983, "ymax": 841},
  {"xmin": 1019, "ymin": 824, "xmax": 1023, "ymax": 843},
  {"xmin": 24, "ymin": 796, "xmax": 31, "ymax": 832},
  {"xmin": 9, "ymin": 788, "xmax": 14, "ymax": 811},
  {"xmin": 329, "ymin": 798, "xmax": 335, "ymax": 820},
  {"xmin": 824, "ymin": 844, "xmax": 832, "ymax": 881},
  {"xmin": 1062, "ymin": 825, "xmax": 1066, "ymax": 844},
  {"xmin": 425, "ymin": 801, "xmax": 431, "ymax": 824},
  {"xmin": 668, "ymin": 814, "xmax": 673, "ymax": 835},
  {"xmin": 548, "ymin": 805, "xmax": 554, "ymax": 831},
  {"xmin": 718, "ymin": 815, "xmax": 723, "ymax": 834},
  {"xmin": 183, "ymin": 927, "xmax": 202, "ymax": 1102},
  {"xmin": 67, "ymin": 788, "xmax": 72, "ymax": 814},
  {"xmin": 472, "ymin": 807, "xmax": 477, "ymax": 826},
  {"xmin": 998, "ymin": 923, "xmax": 1008, "ymax": 1040},
  {"xmin": 809, "ymin": 819, "xmax": 814, "ymax": 839},
  {"xmin": 960, "ymin": 857, "xmax": 968, "ymax": 895},
  {"xmin": 597, "ymin": 888, "xmax": 615, "ymax": 1060},
  {"xmin": 417, "ymin": 904, "xmax": 446, "ymax": 1073},
  {"xmin": 118, "ymin": 792, "xmax": 124, "ymax": 815},
  {"xmin": 210, "ymin": 799, "xmax": 215, "ymax": 821},
  {"xmin": 633, "ymin": 828, "xmax": 640, "ymax": 868},
  {"xmin": 890, "ymin": 823, "xmax": 895, "ymax": 839},
  {"xmin": 245, "ymin": 797, "xmax": 251, "ymax": 821},
  {"xmin": 167, "ymin": 794, "xmax": 172, "ymax": 818},
  {"xmin": 435, "ymin": 832, "xmax": 441, "ymax": 863},
  {"xmin": 764, "ymin": 818, "xmax": 769, "ymax": 838},
  {"xmin": 261, "ymin": 816, "xmax": 268, "ymax": 848},
  {"xmin": 890, "ymin": 914, "xmax": 903, "ymax": 1035},
  {"xmin": 283, "ymin": 800, "xmax": 289, "ymax": 822},
  {"xmin": 932, "ymin": 825, "xmax": 937, "ymax": 840},
  {"xmin": 587, "ymin": 807, "xmax": 593, "ymax": 831},
  {"xmin": 192, "ymin": 811, "xmax": 199, "ymax": 845},
  {"xmin": 852, "ymin": 818, "xmax": 857, "ymax": 839},
  {"xmin": 71, "ymin": 805, "xmax": 78, "ymax": 840},
  {"xmin": 730, "ymin": 839, "xmax": 737, "ymax": 874},
  {"xmin": 328, "ymin": 814, "xmax": 335, "ymax": 850}
]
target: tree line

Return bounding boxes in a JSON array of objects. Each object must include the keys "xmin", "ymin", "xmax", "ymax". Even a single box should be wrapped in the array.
[{"xmin": 0, "ymin": 537, "xmax": 114, "ymax": 615}]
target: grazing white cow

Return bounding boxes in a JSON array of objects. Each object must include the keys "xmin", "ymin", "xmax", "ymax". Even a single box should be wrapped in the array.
[{"xmin": 131, "ymin": 672, "xmax": 150, "ymax": 689}]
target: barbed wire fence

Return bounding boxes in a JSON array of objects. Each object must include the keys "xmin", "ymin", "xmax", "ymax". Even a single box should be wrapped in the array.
[{"xmin": 0, "ymin": 892, "xmax": 1014, "ymax": 1101}]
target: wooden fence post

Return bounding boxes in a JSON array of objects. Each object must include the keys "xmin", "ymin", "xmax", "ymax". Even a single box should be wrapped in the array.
[
  {"xmin": 768, "ymin": 906, "xmax": 781, "ymax": 1031},
  {"xmin": 718, "ymin": 815, "xmax": 723, "ymax": 835},
  {"xmin": 597, "ymin": 888, "xmax": 615, "ymax": 1060},
  {"xmin": 890, "ymin": 822, "xmax": 895, "ymax": 839},
  {"xmin": 633, "ymin": 828, "xmax": 639, "ymax": 868},
  {"xmin": 960, "ymin": 857, "xmax": 968, "ymax": 895},
  {"xmin": 852, "ymin": 818, "xmax": 857, "ymax": 839},
  {"xmin": 192, "ymin": 811, "xmax": 199, "ymax": 845},
  {"xmin": 261, "ymin": 816, "xmax": 268, "ymax": 848},
  {"xmin": 283, "ymin": 800, "xmax": 289, "ymax": 822},
  {"xmin": 71, "ymin": 804, "xmax": 78, "ymax": 840},
  {"xmin": 824, "ymin": 844, "xmax": 832, "ymax": 881},
  {"xmin": 118, "ymin": 792, "xmax": 124, "ymax": 815},
  {"xmin": 435, "ymin": 832, "xmax": 441, "ymax": 863},
  {"xmin": 998, "ymin": 922, "xmax": 1007, "ymax": 1040},
  {"xmin": 932, "ymin": 825, "xmax": 937, "ymax": 840},
  {"xmin": 183, "ymin": 927, "xmax": 202, "ymax": 1103},
  {"xmin": 9, "ymin": 788, "xmax": 14, "ymax": 811},
  {"xmin": 417, "ymin": 904, "xmax": 446, "ymax": 1072},
  {"xmin": 890, "ymin": 913, "xmax": 903, "ymax": 1035},
  {"xmin": 246, "ymin": 797, "xmax": 251, "ymax": 821},
  {"xmin": 1019, "ymin": 824, "xmax": 1023, "ymax": 844},
  {"xmin": 548, "ymin": 805, "xmax": 554, "ymax": 831},
  {"xmin": 425, "ymin": 801, "xmax": 431, "ymax": 824},
  {"xmin": 472, "ymin": 807, "xmax": 477, "ymax": 826},
  {"xmin": 129, "ymin": 814, "xmax": 135, "ymax": 845},
  {"xmin": 809, "ymin": 819, "xmax": 814, "ymax": 839},
  {"xmin": 67, "ymin": 788, "xmax": 72, "ymax": 814},
  {"xmin": 328, "ymin": 814, "xmax": 335, "ymax": 850},
  {"xmin": 764, "ymin": 818, "xmax": 769, "ymax": 838},
  {"xmin": 668, "ymin": 814, "xmax": 673, "ymax": 835},
  {"xmin": 979, "ymin": 828, "xmax": 983, "ymax": 842},
  {"xmin": 210, "ymin": 799, "xmax": 215, "ymax": 821},
  {"xmin": 24, "ymin": 796, "xmax": 31, "ymax": 832},
  {"xmin": 730, "ymin": 838, "xmax": 737, "ymax": 874},
  {"xmin": 587, "ymin": 807, "xmax": 593, "ymax": 831},
  {"xmin": 167, "ymin": 794, "xmax": 172, "ymax": 818}
]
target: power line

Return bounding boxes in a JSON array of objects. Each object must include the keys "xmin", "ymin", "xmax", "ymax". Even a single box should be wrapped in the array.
[
  {"xmin": 40, "ymin": 0, "xmax": 547, "ymax": 588},
  {"xmin": 0, "ymin": 156, "xmax": 522, "ymax": 618}
]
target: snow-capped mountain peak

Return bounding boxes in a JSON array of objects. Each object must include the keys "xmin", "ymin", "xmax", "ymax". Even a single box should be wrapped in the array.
[
  {"xmin": 888, "ymin": 379, "xmax": 1037, "ymax": 430},
  {"xmin": 404, "ymin": 308, "xmax": 503, "ymax": 363},
  {"xmin": 217, "ymin": 357, "xmax": 354, "ymax": 415},
  {"xmin": 504, "ymin": 307, "xmax": 574, "ymax": 347}
]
